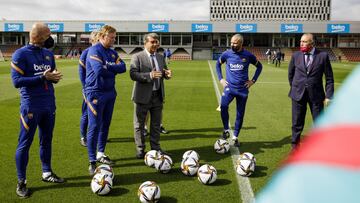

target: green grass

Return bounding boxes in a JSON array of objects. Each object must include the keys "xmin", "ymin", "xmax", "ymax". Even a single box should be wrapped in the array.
[{"xmin": 0, "ymin": 59, "xmax": 358, "ymax": 202}]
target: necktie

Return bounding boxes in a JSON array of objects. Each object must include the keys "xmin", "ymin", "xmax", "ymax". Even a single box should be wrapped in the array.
[
  {"xmin": 150, "ymin": 54, "xmax": 160, "ymax": 90},
  {"xmin": 305, "ymin": 53, "xmax": 311, "ymax": 67}
]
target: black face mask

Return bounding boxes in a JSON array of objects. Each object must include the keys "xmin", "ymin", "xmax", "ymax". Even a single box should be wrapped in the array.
[
  {"xmin": 231, "ymin": 46, "xmax": 239, "ymax": 52},
  {"xmin": 44, "ymin": 36, "xmax": 54, "ymax": 49}
]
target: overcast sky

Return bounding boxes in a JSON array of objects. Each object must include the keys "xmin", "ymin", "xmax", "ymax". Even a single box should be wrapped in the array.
[{"xmin": 0, "ymin": 0, "xmax": 359, "ymax": 21}]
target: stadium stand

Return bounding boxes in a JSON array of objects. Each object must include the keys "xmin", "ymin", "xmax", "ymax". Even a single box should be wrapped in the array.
[{"xmin": 340, "ymin": 48, "xmax": 360, "ymax": 62}]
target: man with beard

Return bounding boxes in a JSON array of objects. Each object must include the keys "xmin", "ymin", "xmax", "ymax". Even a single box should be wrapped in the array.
[{"xmin": 216, "ymin": 34, "xmax": 262, "ymax": 147}]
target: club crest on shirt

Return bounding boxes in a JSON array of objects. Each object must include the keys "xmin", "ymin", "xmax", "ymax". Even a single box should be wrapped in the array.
[
  {"xmin": 112, "ymin": 54, "xmax": 115, "ymax": 59},
  {"xmin": 45, "ymin": 56, "xmax": 51, "ymax": 61},
  {"xmin": 92, "ymin": 99, "xmax": 98, "ymax": 105},
  {"xmin": 242, "ymin": 58, "xmax": 247, "ymax": 62}
]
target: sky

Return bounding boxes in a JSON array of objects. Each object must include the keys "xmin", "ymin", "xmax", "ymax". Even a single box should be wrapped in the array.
[{"xmin": 0, "ymin": 0, "xmax": 359, "ymax": 21}]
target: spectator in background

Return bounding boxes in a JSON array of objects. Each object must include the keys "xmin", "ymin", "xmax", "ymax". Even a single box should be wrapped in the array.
[
  {"xmin": 275, "ymin": 49, "xmax": 282, "ymax": 67},
  {"xmin": 265, "ymin": 48, "xmax": 272, "ymax": 64},
  {"xmin": 281, "ymin": 52, "xmax": 285, "ymax": 61},
  {"xmin": 164, "ymin": 48, "xmax": 172, "ymax": 65}
]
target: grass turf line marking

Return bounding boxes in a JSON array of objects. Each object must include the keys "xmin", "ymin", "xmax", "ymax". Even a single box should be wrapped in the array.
[{"xmin": 208, "ymin": 60, "xmax": 255, "ymax": 203}]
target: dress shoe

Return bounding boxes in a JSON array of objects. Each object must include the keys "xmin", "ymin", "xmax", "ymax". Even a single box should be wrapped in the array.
[
  {"xmin": 136, "ymin": 151, "xmax": 145, "ymax": 159},
  {"xmin": 156, "ymin": 149, "xmax": 172, "ymax": 156}
]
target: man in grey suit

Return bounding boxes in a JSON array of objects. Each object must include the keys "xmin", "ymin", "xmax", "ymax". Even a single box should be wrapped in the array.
[
  {"xmin": 130, "ymin": 33, "xmax": 172, "ymax": 159},
  {"xmin": 288, "ymin": 33, "xmax": 334, "ymax": 150}
]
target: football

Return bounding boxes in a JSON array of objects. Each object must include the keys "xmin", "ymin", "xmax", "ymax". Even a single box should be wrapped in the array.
[
  {"xmin": 154, "ymin": 154, "xmax": 173, "ymax": 173},
  {"xmin": 182, "ymin": 150, "xmax": 200, "ymax": 162},
  {"xmin": 95, "ymin": 164, "xmax": 114, "ymax": 179},
  {"xmin": 236, "ymin": 152, "xmax": 256, "ymax": 177},
  {"xmin": 138, "ymin": 181, "xmax": 161, "ymax": 203},
  {"xmin": 144, "ymin": 150, "xmax": 160, "ymax": 167},
  {"xmin": 197, "ymin": 164, "xmax": 217, "ymax": 185},
  {"xmin": 91, "ymin": 173, "xmax": 113, "ymax": 195},
  {"xmin": 180, "ymin": 156, "xmax": 200, "ymax": 176},
  {"xmin": 214, "ymin": 139, "xmax": 230, "ymax": 154}
]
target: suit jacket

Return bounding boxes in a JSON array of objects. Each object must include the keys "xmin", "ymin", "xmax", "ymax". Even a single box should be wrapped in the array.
[
  {"xmin": 288, "ymin": 48, "xmax": 334, "ymax": 103},
  {"xmin": 130, "ymin": 50, "xmax": 168, "ymax": 104}
]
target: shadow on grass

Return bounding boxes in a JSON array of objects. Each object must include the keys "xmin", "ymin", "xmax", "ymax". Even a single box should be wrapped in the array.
[
  {"xmin": 208, "ymin": 178, "xmax": 232, "ymax": 186},
  {"xmin": 160, "ymin": 196, "xmax": 178, "ymax": 203},
  {"xmin": 107, "ymin": 126, "xmax": 256, "ymax": 143},
  {"xmin": 106, "ymin": 187, "xmax": 129, "ymax": 196},
  {"xmin": 250, "ymin": 165, "xmax": 268, "ymax": 178}
]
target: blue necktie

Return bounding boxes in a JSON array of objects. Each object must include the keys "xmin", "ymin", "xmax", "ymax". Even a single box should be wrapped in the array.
[{"xmin": 151, "ymin": 55, "xmax": 160, "ymax": 90}]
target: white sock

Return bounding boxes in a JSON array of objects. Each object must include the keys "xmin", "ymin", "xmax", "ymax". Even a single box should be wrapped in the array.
[
  {"xmin": 42, "ymin": 172, "xmax": 51, "ymax": 178},
  {"xmin": 224, "ymin": 129, "xmax": 230, "ymax": 133},
  {"xmin": 232, "ymin": 136, "xmax": 238, "ymax": 140},
  {"xmin": 96, "ymin": 152, "xmax": 104, "ymax": 159}
]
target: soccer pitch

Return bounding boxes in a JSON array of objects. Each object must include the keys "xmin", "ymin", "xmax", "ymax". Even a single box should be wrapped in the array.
[{"xmin": 0, "ymin": 59, "xmax": 357, "ymax": 202}]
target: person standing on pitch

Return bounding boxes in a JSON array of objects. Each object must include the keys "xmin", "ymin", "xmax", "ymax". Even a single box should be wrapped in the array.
[
  {"xmin": 216, "ymin": 34, "xmax": 262, "ymax": 147},
  {"xmin": 78, "ymin": 31, "xmax": 99, "ymax": 147},
  {"xmin": 130, "ymin": 33, "xmax": 172, "ymax": 159},
  {"xmin": 164, "ymin": 48, "xmax": 172, "ymax": 65},
  {"xmin": 11, "ymin": 23, "xmax": 64, "ymax": 198},
  {"xmin": 289, "ymin": 33, "xmax": 334, "ymax": 150},
  {"xmin": 85, "ymin": 25, "xmax": 126, "ymax": 174}
]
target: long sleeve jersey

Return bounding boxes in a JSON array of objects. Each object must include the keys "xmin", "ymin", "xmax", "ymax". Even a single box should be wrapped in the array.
[
  {"xmin": 11, "ymin": 44, "xmax": 56, "ymax": 108},
  {"xmin": 85, "ymin": 43, "xmax": 126, "ymax": 93},
  {"xmin": 79, "ymin": 48, "xmax": 90, "ymax": 88},
  {"xmin": 216, "ymin": 48, "xmax": 262, "ymax": 95}
]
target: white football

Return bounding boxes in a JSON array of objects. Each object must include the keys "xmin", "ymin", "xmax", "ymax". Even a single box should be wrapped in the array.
[
  {"xmin": 95, "ymin": 164, "xmax": 114, "ymax": 179},
  {"xmin": 236, "ymin": 152, "xmax": 256, "ymax": 177},
  {"xmin": 214, "ymin": 139, "xmax": 230, "ymax": 154},
  {"xmin": 154, "ymin": 154, "xmax": 173, "ymax": 173},
  {"xmin": 91, "ymin": 173, "xmax": 113, "ymax": 195},
  {"xmin": 138, "ymin": 181, "xmax": 161, "ymax": 203},
  {"xmin": 181, "ymin": 157, "xmax": 200, "ymax": 176},
  {"xmin": 197, "ymin": 164, "xmax": 217, "ymax": 185},
  {"xmin": 144, "ymin": 150, "xmax": 161, "ymax": 167},
  {"xmin": 182, "ymin": 150, "xmax": 200, "ymax": 162},
  {"xmin": 241, "ymin": 152, "xmax": 256, "ymax": 164}
]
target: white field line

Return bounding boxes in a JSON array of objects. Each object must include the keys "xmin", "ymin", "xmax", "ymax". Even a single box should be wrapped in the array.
[{"xmin": 207, "ymin": 60, "xmax": 255, "ymax": 203}]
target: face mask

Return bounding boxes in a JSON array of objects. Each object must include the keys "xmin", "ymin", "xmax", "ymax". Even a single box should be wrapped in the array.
[
  {"xmin": 300, "ymin": 46, "xmax": 312, "ymax": 53},
  {"xmin": 44, "ymin": 36, "xmax": 54, "ymax": 49},
  {"xmin": 231, "ymin": 46, "xmax": 239, "ymax": 52}
]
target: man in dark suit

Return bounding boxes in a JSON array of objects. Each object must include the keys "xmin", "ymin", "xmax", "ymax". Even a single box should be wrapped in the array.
[
  {"xmin": 288, "ymin": 33, "xmax": 334, "ymax": 150},
  {"xmin": 130, "ymin": 33, "xmax": 172, "ymax": 158}
]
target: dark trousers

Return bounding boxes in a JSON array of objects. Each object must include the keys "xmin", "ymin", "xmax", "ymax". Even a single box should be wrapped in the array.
[
  {"xmin": 291, "ymin": 90, "xmax": 324, "ymax": 147},
  {"xmin": 134, "ymin": 90, "xmax": 163, "ymax": 153}
]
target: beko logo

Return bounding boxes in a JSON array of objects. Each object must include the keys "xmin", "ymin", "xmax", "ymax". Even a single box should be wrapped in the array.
[
  {"xmin": 229, "ymin": 63, "xmax": 244, "ymax": 71},
  {"xmin": 34, "ymin": 64, "xmax": 51, "ymax": 71}
]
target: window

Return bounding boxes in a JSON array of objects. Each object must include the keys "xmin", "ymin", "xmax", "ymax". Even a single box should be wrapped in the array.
[
  {"xmin": 130, "ymin": 34, "xmax": 140, "ymax": 45},
  {"xmin": 118, "ymin": 35, "xmax": 129, "ymax": 45},
  {"xmin": 172, "ymin": 35, "xmax": 181, "ymax": 45},
  {"xmin": 161, "ymin": 35, "xmax": 171, "ymax": 45},
  {"xmin": 182, "ymin": 35, "xmax": 192, "ymax": 46}
]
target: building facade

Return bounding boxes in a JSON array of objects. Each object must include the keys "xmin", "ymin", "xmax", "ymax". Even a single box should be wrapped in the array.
[{"xmin": 210, "ymin": 0, "xmax": 331, "ymax": 21}]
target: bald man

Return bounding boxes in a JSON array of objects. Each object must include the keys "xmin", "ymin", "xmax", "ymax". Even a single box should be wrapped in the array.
[
  {"xmin": 289, "ymin": 33, "xmax": 334, "ymax": 150},
  {"xmin": 216, "ymin": 34, "xmax": 262, "ymax": 147},
  {"xmin": 11, "ymin": 23, "xmax": 64, "ymax": 198}
]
